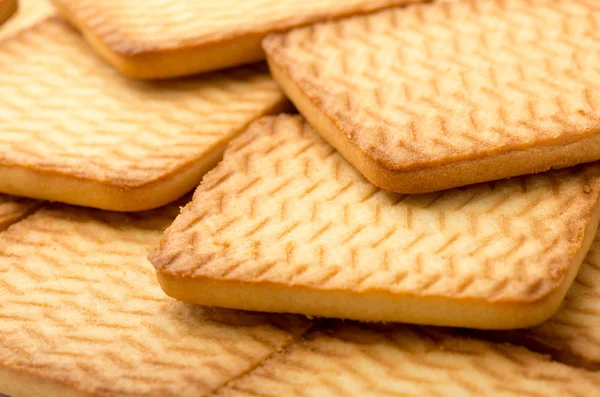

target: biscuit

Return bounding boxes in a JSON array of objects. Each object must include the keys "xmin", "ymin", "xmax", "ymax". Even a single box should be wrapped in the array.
[
  {"xmin": 495, "ymin": 229, "xmax": 600, "ymax": 369},
  {"xmin": 264, "ymin": 0, "xmax": 600, "ymax": 193},
  {"xmin": 212, "ymin": 322, "xmax": 600, "ymax": 397},
  {"xmin": 0, "ymin": 194, "xmax": 40, "ymax": 231},
  {"xmin": 0, "ymin": 0, "xmax": 16, "ymax": 28},
  {"xmin": 0, "ymin": 0, "xmax": 53, "ymax": 39},
  {"xmin": 0, "ymin": 202, "xmax": 311, "ymax": 397},
  {"xmin": 150, "ymin": 115, "xmax": 600, "ymax": 329},
  {"xmin": 51, "ymin": 0, "xmax": 422, "ymax": 79},
  {"xmin": 0, "ymin": 18, "xmax": 287, "ymax": 211}
]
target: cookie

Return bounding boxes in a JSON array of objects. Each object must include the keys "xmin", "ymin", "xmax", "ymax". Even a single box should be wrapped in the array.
[
  {"xmin": 0, "ymin": 18, "xmax": 287, "ymax": 211},
  {"xmin": 0, "ymin": 202, "xmax": 311, "ymax": 397},
  {"xmin": 213, "ymin": 322, "xmax": 600, "ymax": 397},
  {"xmin": 264, "ymin": 0, "xmax": 600, "ymax": 193},
  {"xmin": 51, "ymin": 0, "xmax": 421, "ymax": 79},
  {"xmin": 150, "ymin": 115, "xmax": 600, "ymax": 329},
  {"xmin": 498, "ymin": 229, "xmax": 600, "ymax": 369}
]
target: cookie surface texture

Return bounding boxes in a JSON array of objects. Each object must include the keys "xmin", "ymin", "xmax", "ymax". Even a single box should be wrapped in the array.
[
  {"xmin": 212, "ymin": 322, "xmax": 600, "ymax": 397},
  {"xmin": 51, "ymin": 0, "xmax": 422, "ymax": 79},
  {"xmin": 0, "ymin": 202, "xmax": 311, "ymax": 397},
  {"xmin": 150, "ymin": 115, "xmax": 600, "ymax": 329},
  {"xmin": 0, "ymin": 18, "xmax": 287, "ymax": 211},
  {"xmin": 264, "ymin": 0, "xmax": 600, "ymax": 193},
  {"xmin": 500, "ymin": 228, "xmax": 600, "ymax": 369}
]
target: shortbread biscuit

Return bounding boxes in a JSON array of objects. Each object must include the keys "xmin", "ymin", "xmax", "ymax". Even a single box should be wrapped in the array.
[
  {"xmin": 0, "ymin": 18, "xmax": 287, "ymax": 211},
  {"xmin": 501, "ymin": 229, "xmax": 600, "ymax": 369},
  {"xmin": 0, "ymin": 0, "xmax": 16, "ymax": 28},
  {"xmin": 264, "ymin": 0, "xmax": 600, "ymax": 193},
  {"xmin": 51, "ymin": 0, "xmax": 422, "ymax": 79},
  {"xmin": 213, "ymin": 322, "xmax": 600, "ymax": 397},
  {"xmin": 0, "ymin": 203, "xmax": 311, "ymax": 397},
  {"xmin": 150, "ymin": 115, "xmax": 600, "ymax": 329},
  {"xmin": 0, "ymin": 0, "xmax": 53, "ymax": 39},
  {"xmin": 0, "ymin": 194, "xmax": 39, "ymax": 231}
]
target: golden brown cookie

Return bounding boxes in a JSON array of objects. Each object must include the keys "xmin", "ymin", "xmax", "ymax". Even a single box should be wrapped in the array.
[
  {"xmin": 0, "ymin": 202, "xmax": 311, "ymax": 397},
  {"xmin": 0, "ymin": 18, "xmax": 287, "ymax": 211},
  {"xmin": 264, "ymin": 0, "xmax": 600, "ymax": 193},
  {"xmin": 150, "ymin": 115, "xmax": 600, "ymax": 329},
  {"xmin": 51, "ymin": 0, "xmax": 422, "ymax": 79},
  {"xmin": 500, "ymin": 229, "xmax": 600, "ymax": 369},
  {"xmin": 212, "ymin": 322, "xmax": 600, "ymax": 397}
]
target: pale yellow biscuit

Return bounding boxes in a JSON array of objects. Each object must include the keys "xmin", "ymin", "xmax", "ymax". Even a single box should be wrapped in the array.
[
  {"xmin": 0, "ymin": 18, "xmax": 287, "ymax": 211},
  {"xmin": 150, "ymin": 115, "xmax": 600, "ymax": 329},
  {"xmin": 0, "ymin": 0, "xmax": 17, "ymax": 28},
  {"xmin": 50, "ymin": 0, "xmax": 422, "ymax": 79},
  {"xmin": 0, "ymin": 202, "xmax": 311, "ymax": 397},
  {"xmin": 213, "ymin": 322, "xmax": 600, "ymax": 397},
  {"xmin": 264, "ymin": 0, "xmax": 600, "ymax": 193},
  {"xmin": 0, "ymin": 194, "xmax": 40, "ymax": 231},
  {"xmin": 0, "ymin": 0, "xmax": 54, "ymax": 40},
  {"xmin": 489, "ymin": 229, "xmax": 600, "ymax": 369}
]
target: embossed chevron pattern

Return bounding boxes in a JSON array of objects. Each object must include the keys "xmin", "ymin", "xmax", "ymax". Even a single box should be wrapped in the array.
[
  {"xmin": 507, "ymin": 229, "xmax": 600, "ymax": 368},
  {"xmin": 264, "ymin": 0, "xmax": 600, "ymax": 193},
  {"xmin": 0, "ymin": 194, "xmax": 40, "ymax": 231},
  {"xmin": 0, "ymin": 0, "xmax": 54, "ymax": 40},
  {"xmin": 0, "ymin": 18, "xmax": 286, "ymax": 211},
  {"xmin": 0, "ymin": 0, "xmax": 16, "ymax": 28},
  {"xmin": 213, "ymin": 322, "xmax": 600, "ymax": 397},
  {"xmin": 0, "ymin": 203, "xmax": 311, "ymax": 397},
  {"xmin": 52, "ymin": 0, "xmax": 422, "ymax": 78},
  {"xmin": 150, "ymin": 115, "xmax": 600, "ymax": 329}
]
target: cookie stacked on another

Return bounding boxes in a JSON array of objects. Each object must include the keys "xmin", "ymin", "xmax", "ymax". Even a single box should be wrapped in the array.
[{"xmin": 1, "ymin": 1, "xmax": 600, "ymax": 396}]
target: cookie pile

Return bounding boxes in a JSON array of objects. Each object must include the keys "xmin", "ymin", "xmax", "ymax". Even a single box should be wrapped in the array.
[{"xmin": 0, "ymin": 1, "xmax": 599, "ymax": 396}]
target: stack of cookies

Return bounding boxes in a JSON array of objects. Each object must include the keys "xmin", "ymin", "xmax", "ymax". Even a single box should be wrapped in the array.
[{"xmin": 0, "ymin": 1, "xmax": 599, "ymax": 396}]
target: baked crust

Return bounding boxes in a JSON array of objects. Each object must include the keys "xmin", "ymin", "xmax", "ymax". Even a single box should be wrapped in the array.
[
  {"xmin": 0, "ymin": 19, "xmax": 287, "ymax": 211},
  {"xmin": 264, "ymin": 0, "xmax": 600, "ymax": 193},
  {"xmin": 51, "ymin": 0, "xmax": 423, "ymax": 79},
  {"xmin": 504, "ymin": 229, "xmax": 600, "ymax": 369},
  {"xmin": 150, "ymin": 115, "xmax": 600, "ymax": 329}
]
